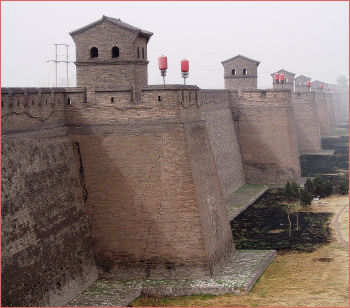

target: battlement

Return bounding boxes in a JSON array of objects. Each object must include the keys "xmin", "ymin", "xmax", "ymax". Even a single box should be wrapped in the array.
[
  {"xmin": 291, "ymin": 91, "xmax": 315, "ymax": 102},
  {"xmin": 236, "ymin": 89, "xmax": 292, "ymax": 107}
]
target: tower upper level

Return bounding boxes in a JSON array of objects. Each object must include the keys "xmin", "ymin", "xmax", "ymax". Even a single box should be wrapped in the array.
[
  {"xmin": 294, "ymin": 75, "xmax": 311, "ymax": 92},
  {"xmin": 271, "ymin": 69, "xmax": 295, "ymax": 91},
  {"xmin": 70, "ymin": 16, "xmax": 153, "ymax": 91},
  {"xmin": 221, "ymin": 55, "xmax": 260, "ymax": 91}
]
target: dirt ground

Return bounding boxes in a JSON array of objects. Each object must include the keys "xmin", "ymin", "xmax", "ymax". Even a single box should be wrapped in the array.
[{"xmin": 132, "ymin": 195, "xmax": 349, "ymax": 307}]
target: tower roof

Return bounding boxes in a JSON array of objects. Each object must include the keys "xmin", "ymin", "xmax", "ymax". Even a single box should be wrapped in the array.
[
  {"xmin": 69, "ymin": 15, "xmax": 153, "ymax": 42},
  {"xmin": 270, "ymin": 69, "xmax": 295, "ymax": 77},
  {"xmin": 221, "ymin": 54, "xmax": 260, "ymax": 66},
  {"xmin": 295, "ymin": 75, "xmax": 311, "ymax": 81}
]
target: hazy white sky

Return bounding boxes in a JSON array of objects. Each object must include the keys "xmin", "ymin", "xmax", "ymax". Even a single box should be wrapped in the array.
[{"xmin": 1, "ymin": 1, "xmax": 349, "ymax": 89}]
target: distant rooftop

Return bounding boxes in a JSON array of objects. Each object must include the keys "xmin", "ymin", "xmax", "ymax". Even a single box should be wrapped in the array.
[
  {"xmin": 271, "ymin": 69, "xmax": 295, "ymax": 77},
  {"xmin": 221, "ymin": 54, "xmax": 260, "ymax": 66}
]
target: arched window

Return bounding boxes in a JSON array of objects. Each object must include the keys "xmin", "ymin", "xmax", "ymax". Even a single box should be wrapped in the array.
[
  {"xmin": 112, "ymin": 46, "xmax": 119, "ymax": 58},
  {"xmin": 137, "ymin": 47, "xmax": 140, "ymax": 58},
  {"xmin": 232, "ymin": 69, "xmax": 236, "ymax": 75},
  {"xmin": 90, "ymin": 47, "xmax": 98, "ymax": 58},
  {"xmin": 142, "ymin": 47, "xmax": 145, "ymax": 59},
  {"xmin": 243, "ymin": 69, "xmax": 248, "ymax": 75}
]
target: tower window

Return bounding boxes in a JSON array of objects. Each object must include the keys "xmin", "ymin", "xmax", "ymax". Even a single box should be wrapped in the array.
[
  {"xmin": 232, "ymin": 69, "xmax": 236, "ymax": 75},
  {"xmin": 111, "ymin": 97, "xmax": 114, "ymax": 103},
  {"xmin": 112, "ymin": 46, "xmax": 119, "ymax": 58},
  {"xmin": 137, "ymin": 47, "xmax": 140, "ymax": 58},
  {"xmin": 243, "ymin": 69, "xmax": 248, "ymax": 75},
  {"xmin": 90, "ymin": 47, "xmax": 98, "ymax": 58},
  {"xmin": 142, "ymin": 47, "xmax": 145, "ymax": 59}
]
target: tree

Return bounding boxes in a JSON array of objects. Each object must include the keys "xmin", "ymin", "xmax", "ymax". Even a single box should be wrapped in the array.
[
  {"xmin": 312, "ymin": 175, "xmax": 326, "ymax": 197},
  {"xmin": 284, "ymin": 182, "xmax": 293, "ymax": 201},
  {"xmin": 323, "ymin": 180, "xmax": 333, "ymax": 197},
  {"xmin": 312, "ymin": 175, "xmax": 333, "ymax": 198},
  {"xmin": 305, "ymin": 178, "xmax": 313, "ymax": 194},
  {"xmin": 300, "ymin": 189, "xmax": 313, "ymax": 209},
  {"xmin": 291, "ymin": 181, "xmax": 300, "ymax": 200},
  {"xmin": 339, "ymin": 180, "xmax": 349, "ymax": 195}
]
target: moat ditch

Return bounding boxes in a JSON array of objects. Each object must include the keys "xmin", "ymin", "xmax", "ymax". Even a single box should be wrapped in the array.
[{"xmin": 230, "ymin": 189, "xmax": 333, "ymax": 253}]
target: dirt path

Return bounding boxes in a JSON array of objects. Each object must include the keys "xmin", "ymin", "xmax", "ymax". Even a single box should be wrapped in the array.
[{"xmin": 332, "ymin": 199, "xmax": 349, "ymax": 248}]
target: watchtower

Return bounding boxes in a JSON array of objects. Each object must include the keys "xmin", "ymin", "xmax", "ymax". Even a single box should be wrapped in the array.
[
  {"xmin": 294, "ymin": 75, "xmax": 311, "ymax": 92},
  {"xmin": 70, "ymin": 15, "xmax": 153, "ymax": 95},
  {"xmin": 221, "ymin": 55, "xmax": 260, "ymax": 92},
  {"xmin": 311, "ymin": 80, "xmax": 326, "ymax": 92},
  {"xmin": 271, "ymin": 69, "xmax": 295, "ymax": 91}
]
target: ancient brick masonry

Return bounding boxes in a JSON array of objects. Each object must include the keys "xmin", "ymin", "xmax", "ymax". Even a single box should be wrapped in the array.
[
  {"xmin": 1, "ymin": 88, "xmax": 98, "ymax": 307},
  {"xmin": 291, "ymin": 92, "xmax": 322, "ymax": 153},
  {"xmin": 2, "ymin": 15, "xmax": 348, "ymax": 307},
  {"xmin": 230, "ymin": 90, "xmax": 301, "ymax": 183}
]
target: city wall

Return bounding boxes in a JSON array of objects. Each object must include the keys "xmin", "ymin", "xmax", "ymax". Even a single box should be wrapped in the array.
[
  {"xmin": 64, "ymin": 85, "xmax": 236, "ymax": 278},
  {"xmin": 314, "ymin": 92, "xmax": 330, "ymax": 137},
  {"xmin": 291, "ymin": 92, "xmax": 322, "ymax": 153},
  {"xmin": 231, "ymin": 89, "xmax": 301, "ymax": 183},
  {"xmin": 1, "ymin": 88, "xmax": 98, "ymax": 307},
  {"xmin": 2, "ymin": 86, "xmax": 240, "ymax": 284}
]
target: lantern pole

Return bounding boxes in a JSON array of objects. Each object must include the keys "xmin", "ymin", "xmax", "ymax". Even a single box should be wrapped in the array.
[
  {"xmin": 161, "ymin": 70, "xmax": 166, "ymax": 85},
  {"xmin": 181, "ymin": 72, "xmax": 189, "ymax": 85}
]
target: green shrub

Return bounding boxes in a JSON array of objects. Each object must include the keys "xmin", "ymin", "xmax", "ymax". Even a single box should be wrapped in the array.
[
  {"xmin": 339, "ymin": 180, "xmax": 349, "ymax": 195},
  {"xmin": 312, "ymin": 175, "xmax": 333, "ymax": 197},
  {"xmin": 300, "ymin": 189, "xmax": 313, "ymax": 208}
]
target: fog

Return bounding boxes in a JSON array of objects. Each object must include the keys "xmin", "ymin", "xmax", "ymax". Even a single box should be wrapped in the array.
[{"xmin": 1, "ymin": 1, "xmax": 349, "ymax": 89}]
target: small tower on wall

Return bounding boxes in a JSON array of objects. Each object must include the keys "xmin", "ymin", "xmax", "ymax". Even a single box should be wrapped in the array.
[
  {"xmin": 271, "ymin": 69, "xmax": 295, "ymax": 91},
  {"xmin": 294, "ymin": 75, "xmax": 311, "ymax": 92},
  {"xmin": 69, "ymin": 15, "xmax": 153, "ymax": 95},
  {"xmin": 311, "ymin": 80, "xmax": 326, "ymax": 92},
  {"xmin": 221, "ymin": 55, "xmax": 260, "ymax": 92}
]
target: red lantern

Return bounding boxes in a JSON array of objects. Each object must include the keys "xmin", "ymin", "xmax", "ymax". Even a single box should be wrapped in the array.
[
  {"xmin": 274, "ymin": 73, "xmax": 280, "ymax": 83},
  {"xmin": 181, "ymin": 59, "xmax": 189, "ymax": 73},
  {"xmin": 327, "ymin": 87, "xmax": 331, "ymax": 91},
  {"xmin": 306, "ymin": 81, "xmax": 312, "ymax": 87},
  {"xmin": 158, "ymin": 55, "xmax": 167, "ymax": 71},
  {"xmin": 280, "ymin": 74, "xmax": 285, "ymax": 84}
]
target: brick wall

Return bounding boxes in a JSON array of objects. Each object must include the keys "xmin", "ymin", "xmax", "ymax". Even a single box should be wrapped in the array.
[
  {"xmin": 1, "ymin": 88, "xmax": 66, "ymax": 133},
  {"xmin": 232, "ymin": 89, "xmax": 301, "ymax": 183},
  {"xmin": 325, "ymin": 93, "xmax": 337, "ymax": 128},
  {"xmin": 314, "ymin": 92, "xmax": 330, "ymax": 137},
  {"xmin": 66, "ymin": 85, "xmax": 234, "ymax": 278},
  {"xmin": 1, "ymin": 128, "xmax": 97, "ymax": 306},
  {"xmin": 198, "ymin": 90, "xmax": 245, "ymax": 198},
  {"xmin": 291, "ymin": 92, "xmax": 322, "ymax": 153}
]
